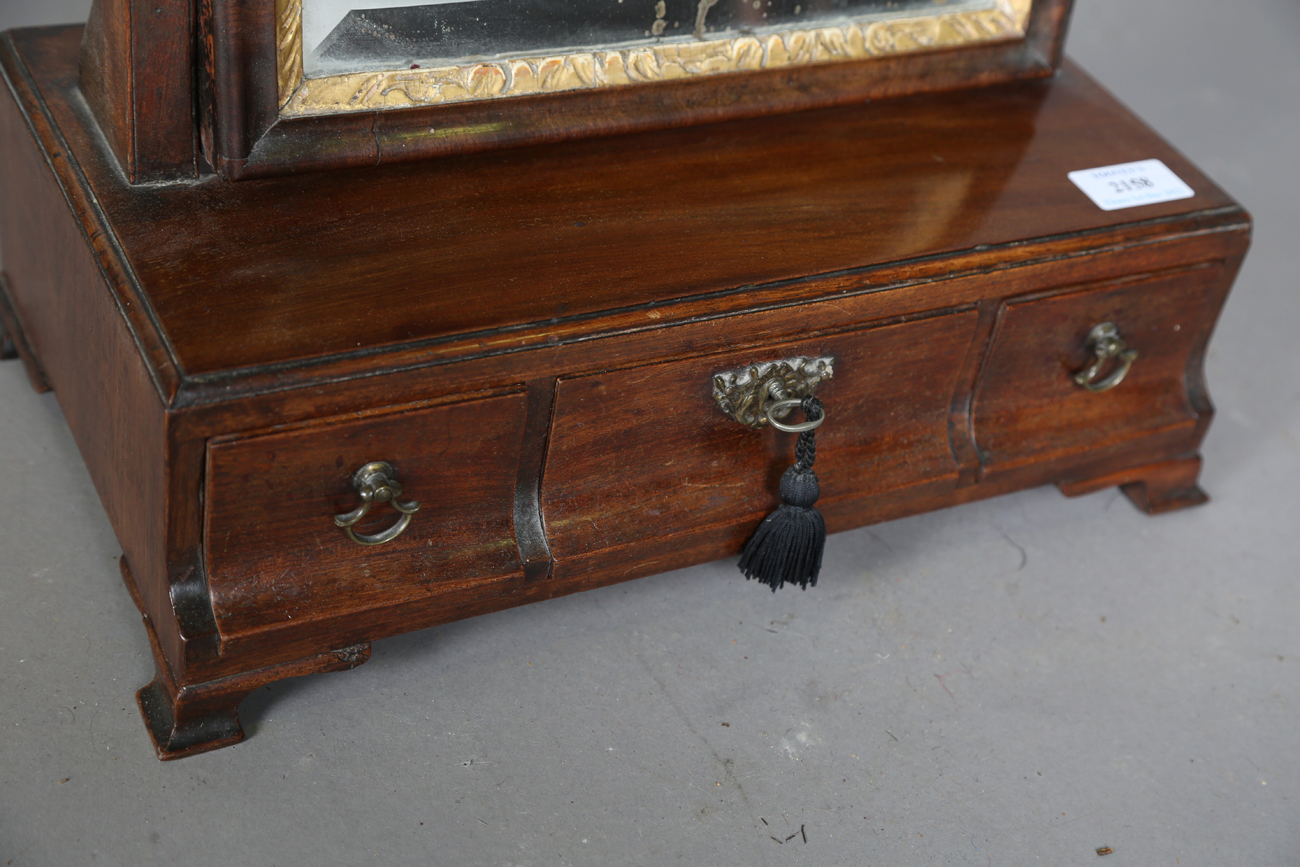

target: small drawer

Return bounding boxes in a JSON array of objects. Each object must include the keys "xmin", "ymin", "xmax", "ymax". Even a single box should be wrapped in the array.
[
  {"xmin": 972, "ymin": 265, "xmax": 1224, "ymax": 472},
  {"xmin": 204, "ymin": 392, "xmax": 528, "ymax": 639},
  {"xmin": 541, "ymin": 311, "xmax": 978, "ymax": 569}
]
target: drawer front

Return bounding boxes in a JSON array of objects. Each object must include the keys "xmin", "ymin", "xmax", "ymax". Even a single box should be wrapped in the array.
[
  {"xmin": 972, "ymin": 265, "xmax": 1224, "ymax": 471},
  {"xmin": 542, "ymin": 311, "xmax": 977, "ymax": 565},
  {"xmin": 205, "ymin": 392, "xmax": 528, "ymax": 638}
]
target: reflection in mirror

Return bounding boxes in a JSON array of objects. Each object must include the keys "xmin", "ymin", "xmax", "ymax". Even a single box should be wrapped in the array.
[{"xmin": 303, "ymin": 0, "xmax": 959, "ymax": 77}]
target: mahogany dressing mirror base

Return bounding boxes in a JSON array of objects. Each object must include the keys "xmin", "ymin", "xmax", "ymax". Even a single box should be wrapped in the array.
[{"xmin": 0, "ymin": 20, "xmax": 1248, "ymax": 758}]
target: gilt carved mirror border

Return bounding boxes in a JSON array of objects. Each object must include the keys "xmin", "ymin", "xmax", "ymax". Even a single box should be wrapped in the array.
[{"xmin": 272, "ymin": 0, "xmax": 1033, "ymax": 117}]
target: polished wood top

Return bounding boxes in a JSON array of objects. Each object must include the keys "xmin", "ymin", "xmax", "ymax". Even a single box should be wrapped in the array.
[{"xmin": 3, "ymin": 27, "xmax": 1244, "ymax": 394}]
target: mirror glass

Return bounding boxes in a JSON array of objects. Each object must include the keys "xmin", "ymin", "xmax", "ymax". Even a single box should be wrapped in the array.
[{"xmin": 302, "ymin": 0, "xmax": 958, "ymax": 77}]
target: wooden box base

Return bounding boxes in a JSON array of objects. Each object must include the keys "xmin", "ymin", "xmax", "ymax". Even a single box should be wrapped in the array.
[{"xmin": 0, "ymin": 26, "xmax": 1249, "ymax": 759}]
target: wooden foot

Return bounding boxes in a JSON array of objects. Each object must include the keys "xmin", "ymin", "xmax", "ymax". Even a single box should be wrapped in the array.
[
  {"xmin": 137, "ymin": 642, "xmax": 372, "ymax": 760},
  {"xmin": 137, "ymin": 674, "xmax": 249, "ymax": 760},
  {"xmin": 120, "ymin": 554, "xmax": 373, "ymax": 759},
  {"xmin": 1058, "ymin": 456, "xmax": 1209, "ymax": 515}
]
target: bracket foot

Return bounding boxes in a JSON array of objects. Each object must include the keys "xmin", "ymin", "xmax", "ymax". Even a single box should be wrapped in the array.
[{"xmin": 1058, "ymin": 456, "xmax": 1208, "ymax": 515}]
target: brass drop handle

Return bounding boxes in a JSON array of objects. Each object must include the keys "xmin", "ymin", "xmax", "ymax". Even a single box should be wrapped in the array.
[
  {"xmin": 333, "ymin": 461, "xmax": 421, "ymax": 546},
  {"xmin": 1073, "ymin": 322, "xmax": 1138, "ymax": 393}
]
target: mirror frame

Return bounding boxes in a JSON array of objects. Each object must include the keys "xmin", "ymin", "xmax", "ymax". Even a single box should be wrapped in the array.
[
  {"xmin": 110, "ymin": 0, "xmax": 1073, "ymax": 180},
  {"xmin": 277, "ymin": 0, "xmax": 1033, "ymax": 116}
]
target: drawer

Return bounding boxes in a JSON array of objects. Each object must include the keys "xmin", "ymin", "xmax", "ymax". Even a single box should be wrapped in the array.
[
  {"xmin": 972, "ymin": 265, "xmax": 1224, "ymax": 472},
  {"xmin": 541, "ymin": 311, "xmax": 978, "ymax": 568},
  {"xmin": 204, "ymin": 392, "xmax": 528, "ymax": 638}
]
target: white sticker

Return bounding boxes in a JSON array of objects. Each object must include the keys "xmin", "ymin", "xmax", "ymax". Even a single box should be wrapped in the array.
[{"xmin": 1068, "ymin": 159, "xmax": 1194, "ymax": 211}]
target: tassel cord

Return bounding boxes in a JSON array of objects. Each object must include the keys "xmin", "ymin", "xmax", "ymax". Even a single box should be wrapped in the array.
[{"xmin": 793, "ymin": 395, "xmax": 823, "ymax": 472}]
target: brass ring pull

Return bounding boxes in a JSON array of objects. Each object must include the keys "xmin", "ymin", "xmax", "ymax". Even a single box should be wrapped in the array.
[
  {"xmin": 333, "ymin": 461, "xmax": 421, "ymax": 546},
  {"xmin": 1073, "ymin": 322, "xmax": 1138, "ymax": 393},
  {"xmin": 765, "ymin": 397, "xmax": 826, "ymax": 433}
]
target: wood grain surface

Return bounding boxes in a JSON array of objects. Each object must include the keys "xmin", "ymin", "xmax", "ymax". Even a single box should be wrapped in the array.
[
  {"xmin": 0, "ymin": 25, "xmax": 1251, "ymax": 755},
  {"xmin": 544, "ymin": 311, "xmax": 976, "ymax": 568},
  {"xmin": 205, "ymin": 391, "xmax": 529, "ymax": 638},
  {"xmin": 973, "ymin": 263, "xmax": 1229, "ymax": 474},
  {"xmin": 4, "ymin": 27, "xmax": 1243, "ymax": 397}
]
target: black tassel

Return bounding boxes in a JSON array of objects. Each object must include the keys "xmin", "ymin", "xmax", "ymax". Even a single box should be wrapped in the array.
[{"xmin": 739, "ymin": 395, "xmax": 826, "ymax": 591}]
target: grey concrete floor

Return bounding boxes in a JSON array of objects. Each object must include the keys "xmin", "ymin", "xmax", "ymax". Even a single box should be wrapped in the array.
[{"xmin": 1, "ymin": 2, "xmax": 1297, "ymax": 865}]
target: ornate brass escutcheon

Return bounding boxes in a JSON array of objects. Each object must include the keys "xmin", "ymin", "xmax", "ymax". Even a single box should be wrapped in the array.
[
  {"xmin": 713, "ymin": 356, "xmax": 834, "ymax": 430},
  {"xmin": 333, "ymin": 461, "xmax": 421, "ymax": 546},
  {"xmin": 1073, "ymin": 322, "xmax": 1138, "ymax": 393}
]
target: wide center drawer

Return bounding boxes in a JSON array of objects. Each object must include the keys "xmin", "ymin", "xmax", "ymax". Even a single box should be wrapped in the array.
[
  {"xmin": 204, "ymin": 392, "xmax": 528, "ymax": 638},
  {"xmin": 540, "ymin": 311, "xmax": 978, "ymax": 576}
]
